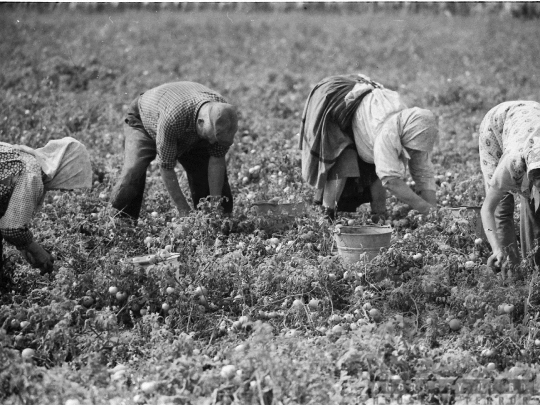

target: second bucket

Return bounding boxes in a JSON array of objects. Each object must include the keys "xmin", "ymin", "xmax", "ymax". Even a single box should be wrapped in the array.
[{"xmin": 333, "ymin": 225, "xmax": 393, "ymax": 264}]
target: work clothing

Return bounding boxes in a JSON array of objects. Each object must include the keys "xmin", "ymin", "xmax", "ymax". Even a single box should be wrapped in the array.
[
  {"xmin": 300, "ymin": 74, "xmax": 437, "ymax": 212},
  {"xmin": 0, "ymin": 138, "xmax": 92, "ymax": 271},
  {"xmin": 479, "ymin": 101, "xmax": 540, "ymax": 264},
  {"xmin": 111, "ymin": 90, "xmax": 234, "ymax": 219},
  {"xmin": 352, "ymin": 89, "xmax": 437, "ymax": 192},
  {"xmin": 138, "ymin": 82, "xmax": 230, "ymax": 170}
]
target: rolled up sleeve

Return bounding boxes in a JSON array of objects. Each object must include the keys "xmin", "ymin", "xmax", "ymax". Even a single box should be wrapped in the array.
[
  {"xmin": 407, "ymin": 149, "xmax": 436, "ymax": 191},
  {"xmin": 373, "ymin": 131, "xmax": 406, "ymax": 186},
  {"xmin": 156, "ymin": 116, "xmax": 178, "ymax": 170},
  {"xmin": 2, "ymin": 226, "xmax": 33, "ymax": 250},
  {"xmin": 488, "ymin": 155, "xmax": 521, "ymax": 193}
]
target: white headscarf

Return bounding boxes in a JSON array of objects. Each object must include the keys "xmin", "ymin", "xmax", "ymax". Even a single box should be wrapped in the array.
[
  {"xmin": 399, "ymin": 107, "xmax": 438, "ymax": 152},
  {"xmin": 15, "ymin": 137, "xmax": 92, "ymax": 190}
]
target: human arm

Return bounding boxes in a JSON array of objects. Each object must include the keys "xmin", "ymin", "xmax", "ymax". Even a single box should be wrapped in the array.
[
  {"xmin": 1, "ymin": 227, "xmax": 53, "ymax": 274},
  {"xmin": 22, "ymin": 241, "xmax": 54, "ymax": 274},
  {"xmin": 481, "ymin": 185, "xmax": 508, "ymax": 268},
  {"xmin": 208, "ymin": 156, "xmax": 226, "ymax": 197},
  {"xmin": 154, "ymin": 111, "xmax": 193, "ymax": 216},
  {"xmin": 480, "ymin": 158, "xmax": 520, "ymax": 269},
  {"xmin": 369, "ymin": 178, "xmax": 387, "ymax": 215},
  {"xmin": 372, "ymin": 125, "xmax": 436, "ymax": 214},
  {"xmin": 0, "ymin": 154, "xmax": 53, "ymax": 272},
  {"xmin": 384, "ymin": 177, "xmax": 434, "ymax": 214},
  {"xmin": 407, "ymin": 149, "xmax": 437, "ymax": 207},
  {"xmin": 160, "ymin": 166, "xmax": 192, "ymax": 216},
  {"xmin": 419, "ymin": 190, "xmax": 437, "ymax": 206}
]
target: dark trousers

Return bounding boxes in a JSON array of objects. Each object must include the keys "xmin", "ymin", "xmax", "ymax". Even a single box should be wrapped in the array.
[
  {"xmin": 519, "ymin": 193, "xmax": 540, "ymax": 265},
  {"xmin": 110, "ymin": 98, "xmax": 233, "ymax": 219},
  {"xmin": 496, "ymin": 192, "xmax": 540, "ymax": 265}
]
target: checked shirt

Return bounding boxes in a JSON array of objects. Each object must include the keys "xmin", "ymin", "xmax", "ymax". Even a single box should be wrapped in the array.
[
  {"xmin": 0, "ymin": 145, "xmax": 44, "ymax": 249},
  {"xmin": 138, "ymin": 82, "xmax": 230, "ymax": 170}
]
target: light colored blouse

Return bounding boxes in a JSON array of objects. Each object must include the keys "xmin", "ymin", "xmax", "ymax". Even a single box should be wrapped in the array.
[{"xmin": 352, "ymin": 88, "xmax": 436, "ymax": 191}]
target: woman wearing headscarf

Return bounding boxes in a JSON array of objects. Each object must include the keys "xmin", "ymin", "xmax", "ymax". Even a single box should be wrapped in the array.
[
  {"xmin": 300, "ymin": 74, "xmax": 438, "ymax": 220},
  {"xmin": 479, "ymin": 101, "xmax": 540, "ymax": 270},
  {"xmin": 0, "ymin": 137, "xmax": 92, "ymax": 275}
]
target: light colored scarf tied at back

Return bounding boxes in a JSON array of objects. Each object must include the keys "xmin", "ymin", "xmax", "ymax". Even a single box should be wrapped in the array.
[
  {"xmin": 398, "ymin": 107, "xmax": 438, "ymax": 152},
  {"xmin": 6, "ymin": 137, "xmax": 93, "ymax": 190},
  {"xmin": 381, "ymin": 107, "xmax": 439, "ymax": 161}
]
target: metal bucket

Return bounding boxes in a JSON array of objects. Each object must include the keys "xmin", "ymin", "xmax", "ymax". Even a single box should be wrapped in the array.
[
  {"xmin": 449, "ymin": 206, "xmax": 486, "ymax": 240},
  {"xmin": 333, "ymin": 225, "xmax": 393, "ymax": 263}
]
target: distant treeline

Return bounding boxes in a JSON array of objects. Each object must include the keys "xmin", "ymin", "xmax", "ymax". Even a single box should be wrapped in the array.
[{"xmin": 5, "ymin": 2, "xmax": 540, "ymax": 19}]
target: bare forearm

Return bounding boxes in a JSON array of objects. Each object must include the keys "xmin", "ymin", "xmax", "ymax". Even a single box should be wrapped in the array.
[
  {"xmin": 160, "ymin": 167, "xmax": 191, "ymax": 213},
  {"xmin": 481, "ymin": 186, "xmax": 510, "ymax": 254},
  {"xmin": 208, "ymin": 156, "xmax": 226, "ymax": 196},
  {"xmin": 419, "ymin": 189, "xmax": 437, "ymax": 206},
  {"xmin": 481, "ymin": 204, "xmax": 502, "ymax": 253},
  {"xmin": 369, "ymin": 178, "xmax": 387, "ymax": 214},
  {"xmin": 384, "ymin": 178, "xmax": 434, "ymax": 214}
]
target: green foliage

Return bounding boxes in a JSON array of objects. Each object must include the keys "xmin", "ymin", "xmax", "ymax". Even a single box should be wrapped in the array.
[{"xmin": 1, "ymin": 7, "xmax": 540, "ymax": 404}]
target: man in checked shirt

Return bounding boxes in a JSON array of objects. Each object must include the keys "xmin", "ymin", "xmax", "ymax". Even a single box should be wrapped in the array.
[{"xmin": 111, "ymin": 81, "xmax": 238, "ymax": 220}]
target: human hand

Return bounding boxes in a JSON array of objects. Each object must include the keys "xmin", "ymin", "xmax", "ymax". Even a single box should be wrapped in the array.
[
  {"xmin": 370, "ymin": 211, "xmax": 387, "ymax": 224},
  {"xmin": 417, "ymin": 202, "xmax": 438, "ymax": 216},
  {"xmin": 175, "ymin": 201, "xmax": 193, "ymax": 218},
  {"xmin": 22, "ymin": 242, "xmax": 54, "ymax": 275},
  {"xmin": 487, "ymin": 251, "xmax": 505, "ymax": 272},
  {"xmin": 420, "ymin": 206, "xmax": 439, "ymax": 222},
  {"xmin": 177, "ymin": 208, "xmax": 191, "ymax": 218}
]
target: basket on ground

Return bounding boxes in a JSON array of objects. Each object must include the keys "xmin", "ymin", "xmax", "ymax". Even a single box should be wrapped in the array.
[
  {"xmin": 333, "ymin": 225, "xmax": 393, "ymax": 264},
  {"xmin": 125, "ymin": 253, "xmax": 181, "ymax": 268}
]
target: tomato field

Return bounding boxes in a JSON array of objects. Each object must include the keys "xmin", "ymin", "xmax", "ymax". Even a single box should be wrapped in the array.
[{"xmin": 2, "ymin": 5, "xmax": 540, "ymax": 405}]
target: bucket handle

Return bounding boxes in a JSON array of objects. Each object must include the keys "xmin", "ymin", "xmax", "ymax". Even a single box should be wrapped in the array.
[
  {"xmin": 333, "ymin": 224, "xmax": 391, "ymax": 234},
  {"xmin": 251, "ymin": 201, "xmax": 279, "ymax": 208}
]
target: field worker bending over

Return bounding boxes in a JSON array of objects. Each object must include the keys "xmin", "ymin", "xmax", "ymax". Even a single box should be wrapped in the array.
[
  {"xmin": 300, "ymin": 74, "xmax": 438, "ymax": 220},
  {"xmin": 0, "ymin": 137, "xmax": 92, "ymax": 275},
  {"xmin": 111, "ymin": 82, "xmax": 238, "ymax": 220},
  {"xmin": 479, "ymin": 101, "xmax": 540, "ymax": 270}
]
